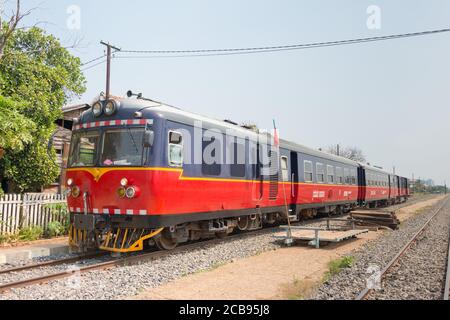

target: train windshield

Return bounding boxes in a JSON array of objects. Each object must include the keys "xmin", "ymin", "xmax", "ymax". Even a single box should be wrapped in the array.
[
  {"xmin": 100, "ymin": 128, "xmax": 145, "ymax": 166},
  {"xmin": 68, "ymin": 127, "xmax": 146, "ymax": 167},
  {"xmin": 68, "ymin": 130, "xmax": 101, "ymax": 167}
]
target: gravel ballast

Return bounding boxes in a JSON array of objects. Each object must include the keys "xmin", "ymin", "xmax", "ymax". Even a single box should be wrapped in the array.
[{"xmin": 311, "ymin": 196, "xmax": 449, "ymax": 300}]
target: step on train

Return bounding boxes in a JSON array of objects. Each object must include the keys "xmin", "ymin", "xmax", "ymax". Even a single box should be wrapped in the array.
[{"xmin": 66, "ymin": 94, "xmax": 410, "ymax": 252}]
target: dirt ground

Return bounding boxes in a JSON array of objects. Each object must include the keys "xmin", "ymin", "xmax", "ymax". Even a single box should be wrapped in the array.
[
  {"xmin": 0, "ymin": 237, "xmax": 68, "ymax": 249},
  {"xmin": 129, "ymin": 195, "xmax": 445, "ymax": 300}
]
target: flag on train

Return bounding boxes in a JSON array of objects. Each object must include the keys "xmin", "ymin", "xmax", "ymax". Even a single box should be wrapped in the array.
[{"xmin": 272, "ymin": 119, "xmax": 280, "ymax": 147}]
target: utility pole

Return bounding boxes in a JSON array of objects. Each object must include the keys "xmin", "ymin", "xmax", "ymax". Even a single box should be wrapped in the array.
[
  {"xmin": 393, "ymin": 166, "xmax": 396, "ymax": 175},
  {"xmin": 445, "ymin": 180, "xmax": 447, "ymax": 194},
  {"xmin": 100, "ymin": 41, "xmax": 121, "ymax": 99},
  {"xmin": 337, "ymin": 144, "xmax": 340, "ymax": 156}
]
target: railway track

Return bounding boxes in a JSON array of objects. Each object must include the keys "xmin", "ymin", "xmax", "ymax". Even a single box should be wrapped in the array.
[
  {"xmin": 444, "ymin": 232, "xmax": 450, "ymax": 300},
  {"xmin": 0, "ymin": 252, "xmax": 106, "ymax": 275},
  {"xmin": 0, "ymin": 212, "xmax": 348, "ymax": 294},
  {"xmin": 0, "ymin": 195, "xmax": 429, "ymax": 295},
  {"xmin": 355, "ymin": 196, "xmax": 450, "ymax": 300},
  {"xmin": 0, "ymin": 227, "xmax": 283, "ymax": 293}
]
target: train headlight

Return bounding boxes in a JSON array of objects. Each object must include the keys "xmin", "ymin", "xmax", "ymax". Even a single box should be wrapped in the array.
[
  {"xmin": 67, "ymin": 178, "xmax": 73, "ymax": 186},
  {"xmin": 92, "ymin": 102, "xmax": 103, "ymax": 117},
  {"xmin": 104, "ymin": 100, "xmax": 119, "ymax": 116},
  {"xmin": 120, "ymin": 178, "xmax": 128, "ymax": 187},
  {"xmin": 71, "ymin": 186, "xmax": 80, "ymax": 198},
  {"xmin": 117, "ymin": 187, "xmax": 126, "ymax": 198},
  {"xmin": 125, "ymin": 186, "xmax": 136, "ymax": 199}
]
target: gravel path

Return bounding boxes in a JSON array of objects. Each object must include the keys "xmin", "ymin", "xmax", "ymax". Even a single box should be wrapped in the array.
[
  {"xmin": 367, "ymin": 198, "xmax": 450, "ymax": 299},
  {"xmin": 0, "ymin": 194, "xmax": 435, "ymax": 300},
  {"xmin": 0, "ymin": 211, "xmax": 350, "ymax": 300},
  {"xmin": 311, "ymin": 196, "xmax": 449, "ymax": 300}
]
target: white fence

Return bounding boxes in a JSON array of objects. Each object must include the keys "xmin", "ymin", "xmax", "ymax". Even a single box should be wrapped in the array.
[{"xmin": 0, "ymin": 193, "xmax": 67, "ymax": 235}]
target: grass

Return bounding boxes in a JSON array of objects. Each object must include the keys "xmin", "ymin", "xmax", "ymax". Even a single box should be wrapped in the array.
[
  {"xmin": 283, "ymin": 276, "xmax": 317, "ymax": 300},
  {"xmin": 323, "ymin": 256, "xmax": 355, "ymax": 283}
]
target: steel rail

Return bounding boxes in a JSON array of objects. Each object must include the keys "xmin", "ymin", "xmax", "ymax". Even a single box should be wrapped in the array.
[
  {"xmin": 355, "ymin": 196, "xmax": 449, "ymax": 300},
  {"xmin": 0, "ymin": 196, "xmax": 423, "ymax": 294},
  {"xmin": 0, "ymin": 225, "xmax": 285, "ymax": 293},
  {"xmin": 0, "ymin": 252, "xmax": 106, "ymax": 275},
  {"xmin": 444, "ymin": 232, "xmax": 450, "ymax": 301}
]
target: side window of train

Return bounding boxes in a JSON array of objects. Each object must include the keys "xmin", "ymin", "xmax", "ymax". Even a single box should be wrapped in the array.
[
  {"xmin": 168, "ymin": 131, "xmax": 183, "ymax": 167},
  {"xmin": 230, "ymin": 140, "xmax": 246, "ymax": 178},
  {"xmin": 304, "ymin": 160, "xmax": 313, "ymax": 182},
  {"xmin": 344, "ymin": 168, "xmax": 349, "ymax": 185},
  {"xmin": 280, "ymin": 156, "xmax": 289, "ymax": 182},
  {"xmin": 327, "ymin": 165, "xmax": 334, "ymax": 183},
  {"xmin": 336, "ymin": 167, "xmax": 343, "ymax": 184},
  {"xmin": 316, "ymin": 163, "xmax": 325, "ymax": 183},
  {"xmin": 202, "ymin": 137, "xmax": 221, "ymax": 176}
]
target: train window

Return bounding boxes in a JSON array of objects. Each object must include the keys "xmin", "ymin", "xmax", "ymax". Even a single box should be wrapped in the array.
[
  {"xmin": 69, "ymin": 131, "xmax": 100, "ymax": 167},
  {"xmin": 230, "ymin": 141, "xmax": 246, "ymax": 177},
  {"xmin": 101, "ymin": 128, "xmax": 145, "ymax": 166},
  {"xmin": 304, "ymin": 160, "xmax": 313, "ymax": 182},
  {"xmin": 336, "ymin": 167, "xmax": 343, "ymax": 184},
  {"xmin": 168, "ymin": 131, "xmax": 183, "ymax": 167},
  {"xmin": 327, "ymin": 165, "xmax": 334, "ymax": 183},
  {"xmin": 316, "ymin": 163, "xmax": 324, "ymax": 183},
  {"xmin": 202, "ymin": 137, "xmax": 221, "ymax": 176},
  {"xmin": 344, "ymin": 168, "xmax": 349, "ymax": 184},
  {"xmin": 281, "ymin": 156, "xmax": 289, "ymax": 182}
]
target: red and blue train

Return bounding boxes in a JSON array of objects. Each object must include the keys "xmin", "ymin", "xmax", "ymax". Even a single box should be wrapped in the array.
[{"xmin": 66, "ymin": 94, "xmax": 410, "ymax": 252}]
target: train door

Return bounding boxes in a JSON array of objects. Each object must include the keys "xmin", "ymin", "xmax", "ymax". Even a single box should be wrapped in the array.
[
  {"xmin": 357, "ymin": 166, "xmax": 365, "ymax": 205},
  {"xmin": 289, "ymin": 152, "xmax": 299, "ymax": 213},
  {"xmin": 252, "ymin": 142, "xmax": 263, "ymax": 202}
]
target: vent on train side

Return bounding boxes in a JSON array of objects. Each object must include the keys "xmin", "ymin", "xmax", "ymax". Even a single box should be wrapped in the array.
[{"xmin": 268, "ymin": 149, "xmax": 279, "ymax": 200}]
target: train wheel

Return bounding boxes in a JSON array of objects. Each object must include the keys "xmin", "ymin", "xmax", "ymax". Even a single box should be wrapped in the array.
[
  {"xmin": 237, "ymin": 216, "xmax": 249, "ymax": 231},
  {"xmin": 155, "ymin": 233, "xmax": 178, "ymax": 250}
]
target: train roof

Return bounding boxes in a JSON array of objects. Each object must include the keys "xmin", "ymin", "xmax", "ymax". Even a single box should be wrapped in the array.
[
  {"xmin": 79, "ymin": 96, "xmax": 369, "ymax": 167},
  {"xmin": 357, "ymin": 162, "xmax": 391, "ymax": 175}
]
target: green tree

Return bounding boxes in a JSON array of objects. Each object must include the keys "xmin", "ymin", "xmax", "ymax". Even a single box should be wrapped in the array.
[
  {"xmin": 0, "ymin": 26, "xmax": 86, "ymax": 192},
  {"xmin": 0, "ymin": 95, "xmax": 35, "ymax": 151}
]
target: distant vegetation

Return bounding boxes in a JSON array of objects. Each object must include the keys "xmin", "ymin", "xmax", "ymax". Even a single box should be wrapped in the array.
[
  {"xmin": 325, "ymin": 145, "xmax": 366, "ymax": 162},
  {"xmin": 412, "ymin": 180, "xmax": 448, "ymax": 194}
]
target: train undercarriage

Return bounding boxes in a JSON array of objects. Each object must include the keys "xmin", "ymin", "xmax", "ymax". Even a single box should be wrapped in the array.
[{"xmin": 69, "ymin": 204, "xmax": 357, "ymax": 253}]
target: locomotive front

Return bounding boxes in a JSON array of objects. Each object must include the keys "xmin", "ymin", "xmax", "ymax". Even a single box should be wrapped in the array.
[{"xmin": 66, "ymin": 97, "xmax": 166, "ymax": 253}]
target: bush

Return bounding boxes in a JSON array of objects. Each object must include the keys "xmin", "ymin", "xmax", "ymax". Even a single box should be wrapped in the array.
[
  {"xmin": 46, "ymin": 221, "xmax": 65, "ymax": 237},
  {"xmin": 18, "ymin": 226, "xmax": 43, "ymax": 241},
  {"xmin": 323, "ymin": 256, "xmax": 355, "ymax": 282}
]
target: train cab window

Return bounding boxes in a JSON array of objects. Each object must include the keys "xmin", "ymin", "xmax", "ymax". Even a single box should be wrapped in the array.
[
  {"xmin": 316, "ymin": 163, "xmax": 325, "ymax": 183},
  {"xmin": 327, "ymin": 165, "xmax": 335, "ymax": 183},
  {"xmin": 230, "ymin": 141, "xmax": 246, "ymax": 177},
  {"xmin": 336, "ymin": 167, "xmax": 343, "ymax": 184},
  {"xmin": 280, "ymin": 156, "xmax": 289, "ymax": 182},
  {"xmin": 304, "ymin": 160, "xmax": 313, "ymax": 182},
  {"xmin": 168, "ymin": 131, "xmax": 183, "ymax": 167},
  {"xmin": 69, "ymin": 130, "xmax": 100, "ymax": 167}
]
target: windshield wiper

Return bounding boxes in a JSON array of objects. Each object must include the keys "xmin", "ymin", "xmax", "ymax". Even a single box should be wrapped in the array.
[{"xmin": 127, "ymin": 127, "xmax": 140, "ymax": 154}]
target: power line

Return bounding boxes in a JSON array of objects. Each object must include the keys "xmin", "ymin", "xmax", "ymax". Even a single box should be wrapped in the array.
[
  {"xmin": 117, "ymin": 28, "xmax": 450, "ymax": 58},
  {"xmin": 81, "ymin": 59, "xmax": 106, "ymax": 71},
  {"xmin": 81, "ymin": 54, "xmax": 106, "ymax": 66}
]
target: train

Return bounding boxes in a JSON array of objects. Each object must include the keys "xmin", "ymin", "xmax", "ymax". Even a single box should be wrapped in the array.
[{"xmin": 65, "ymin": 94, "xmax": 410, "ymax": 252}]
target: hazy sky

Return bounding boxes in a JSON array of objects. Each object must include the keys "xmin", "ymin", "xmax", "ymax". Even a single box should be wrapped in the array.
[{"xmin": 15, "ymin": 0, "xmax": 450, "ymax": 184}]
